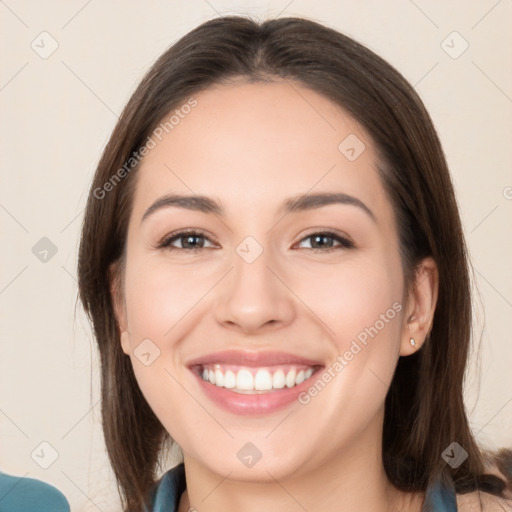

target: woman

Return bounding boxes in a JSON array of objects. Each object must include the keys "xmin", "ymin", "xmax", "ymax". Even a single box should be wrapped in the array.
[{"xmin": 77, "ymin": 16, "xmax": 511, "ymax": 512}]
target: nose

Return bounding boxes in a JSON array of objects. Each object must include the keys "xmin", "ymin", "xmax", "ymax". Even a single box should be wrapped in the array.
[{"xmin": 213, "ymin": 246, "xmax": 296, "ymax": 335}]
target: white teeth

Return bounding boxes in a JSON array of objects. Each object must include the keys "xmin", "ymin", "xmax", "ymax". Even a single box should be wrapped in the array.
[
  {"xmin": 200, "ymin": 365, "xmax": 317, "ymax": 392},
  {"xmin": 214, "ymin": 368, "xmax": 224, "ymax": 387},
  {"xmin": 254, "ymin": 369, "xmax": 273, "ymax": 391},
  {"xmin": 285, "ymin": 369, "xmax": 296, "ymax": 388},
  {"xmin": 223, "ymin": 370, "xmax": 236, "ymax": 389},
  {"xmin": 236, "ymin": 369, "xmax": 254, "ymax": 390},
  {"xmin": 272, "ymin": 369, "xmax": 286, "ymax": 389}
]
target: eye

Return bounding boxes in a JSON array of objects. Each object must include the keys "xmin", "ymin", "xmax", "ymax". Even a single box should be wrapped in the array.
[
  {"xmin": 295, "ymin": 231, "xmax": 354, "ymax": 251},
  {"xmin": 157, "ymin": 229, "xmax": 353, "ymax": 252},
  {"xmin": 158, "ymin": 229, "xmax": 216, "ymax": 251}
]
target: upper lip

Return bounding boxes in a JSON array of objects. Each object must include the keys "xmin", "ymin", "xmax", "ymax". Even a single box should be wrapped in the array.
[{"xmin": 186, "ymin": 350, "xmax": 324, "ymax": 368}]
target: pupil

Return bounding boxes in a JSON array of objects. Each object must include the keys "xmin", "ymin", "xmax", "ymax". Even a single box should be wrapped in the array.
[
  {"xmin": 313, "ymin": 235, "xmax": 332, "ymax": 248},
  {"xmin": 184, "ymin": 235, "xmax": 203, "ymax": 248}
]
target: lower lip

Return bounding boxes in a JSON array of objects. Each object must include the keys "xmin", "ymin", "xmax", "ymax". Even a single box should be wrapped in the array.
[{"xmin": 192, "ymin": 371, "xmax": 319, "ymax": 415}]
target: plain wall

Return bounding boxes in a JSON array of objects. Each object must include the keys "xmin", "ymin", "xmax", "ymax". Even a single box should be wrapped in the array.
[{"xmin": 1, "ymin": 1, "xmax": 511, "ymax": 510}]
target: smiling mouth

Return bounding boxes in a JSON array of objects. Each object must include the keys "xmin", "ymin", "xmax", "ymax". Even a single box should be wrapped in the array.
[{"xmin": 193, "ymin": 364, "xmax": 321, "ymax": 394}]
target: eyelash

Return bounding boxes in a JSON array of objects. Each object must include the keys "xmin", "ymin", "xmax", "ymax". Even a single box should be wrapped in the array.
[{"xmin": 157, "ymin": 229, "xmax": 354, "ymax": 253}]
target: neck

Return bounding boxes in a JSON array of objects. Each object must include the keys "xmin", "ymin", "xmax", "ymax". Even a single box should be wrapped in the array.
[{"xmin": 177, "ymin": 415, "xmax": 423, "ymax": 512}]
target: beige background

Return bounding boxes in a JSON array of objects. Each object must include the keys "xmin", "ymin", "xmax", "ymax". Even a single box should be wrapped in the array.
[{"xmin": 1, "ymin": 1, "xmax": 511, "ymax": 510}]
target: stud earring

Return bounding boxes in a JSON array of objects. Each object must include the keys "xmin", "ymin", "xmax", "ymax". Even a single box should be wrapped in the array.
[{"xmin": 409, "ymin": 338, "xmax": 417, "ymax": 347}]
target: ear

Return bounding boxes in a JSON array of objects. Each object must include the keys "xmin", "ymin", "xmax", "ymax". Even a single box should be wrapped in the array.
[
  {"xmin": 109, "ymin": 261, "xmax": 131, "ymax": 355},
  {"xmin": 400, "ymin": 257, "xmax": 439, "ymax": 356}
]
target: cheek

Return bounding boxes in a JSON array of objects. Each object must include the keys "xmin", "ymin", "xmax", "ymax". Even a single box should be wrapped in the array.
[
  {"xmin": 287, "ymin": 254, "xmax": 403, "ymax": 345},
  {"xmin": 123, "ymin": 255, "xmax": 220, "ymax": 342},
  {"xmin": 120, "ymin": 256, "xmax": 207, "ymax": 441},
  {"xmin": 120, "ymin": 254, "xmax": 223, "ymax": 437},
  {"xmin": 286, "ymin": 254, "xmax": 404, "ymax": 409},
  {"xmin": 287, "ymin": 255, "xmax": 404, "ymax": 427}
]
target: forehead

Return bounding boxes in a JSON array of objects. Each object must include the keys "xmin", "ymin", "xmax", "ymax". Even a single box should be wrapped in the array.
[{"xmin": 133, "ymin": 80, "xmax": 390, "ymax": 221}]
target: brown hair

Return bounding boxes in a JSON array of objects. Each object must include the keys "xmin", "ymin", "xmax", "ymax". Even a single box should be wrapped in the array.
[{"xmin": 77, "ymin": 15, "xmax": 508, "ymax": 511}]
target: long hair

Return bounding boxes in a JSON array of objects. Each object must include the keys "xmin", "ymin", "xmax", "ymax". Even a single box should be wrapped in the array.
[{"xmin": 77, "ymin": 15, "xmax": 508, "ymax": 511}]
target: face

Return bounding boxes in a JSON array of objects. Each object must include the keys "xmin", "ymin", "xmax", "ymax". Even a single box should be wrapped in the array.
[{"xmin": 113, "ymin": 80, "xmax": 421, "ymax": 482}]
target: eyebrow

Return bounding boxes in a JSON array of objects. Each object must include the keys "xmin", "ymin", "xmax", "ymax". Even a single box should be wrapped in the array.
[{"xmin": 141, "ymin": 192, "xmax": 376, "ymax": 223}]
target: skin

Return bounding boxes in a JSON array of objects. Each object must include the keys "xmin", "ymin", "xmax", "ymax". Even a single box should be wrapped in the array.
[{"xmin": 111, "ymin": 80, "xmax": 439, "ymax": 512}]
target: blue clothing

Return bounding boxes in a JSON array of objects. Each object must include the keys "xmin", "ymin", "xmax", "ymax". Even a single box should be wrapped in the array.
[
  {"xmin": 0, "ymin": 472, "xmax": 70, "ymax": 512},
  {"xmin": 151, "ymin": 463, "xmax": 458, "ymax": 511},
  {"xmin": 423, "ymin": 477, "xmax": 458, "ymax": 512},
  {"xmin": 151, "ymin": 463, "xmax": 187, "ymax": 512}
]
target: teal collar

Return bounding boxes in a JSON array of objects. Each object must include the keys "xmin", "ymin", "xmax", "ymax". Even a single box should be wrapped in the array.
[
  {"xmin": 423, "ymin": 476, "xmax": 458, "ymax": 512},
  {"xmin": 151, "ymin": 463, "xmax": 186, "ymax": 512}
]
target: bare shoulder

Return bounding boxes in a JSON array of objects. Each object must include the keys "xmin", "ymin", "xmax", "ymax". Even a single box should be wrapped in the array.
[{"xmin": 456, "ymin": 491, "xmax": 512, "ymax": 512}]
